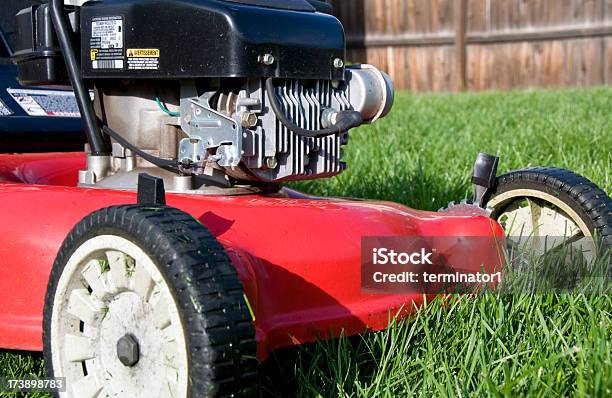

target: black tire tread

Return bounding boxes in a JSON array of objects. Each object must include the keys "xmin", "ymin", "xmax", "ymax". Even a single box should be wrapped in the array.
[
  {"xmin": 485, "ymin": 167, "xmax": 612, "ymax": 250},
  {"xmin": 43, "ymin": 205, "xmax": 257, "ymax": 398}
]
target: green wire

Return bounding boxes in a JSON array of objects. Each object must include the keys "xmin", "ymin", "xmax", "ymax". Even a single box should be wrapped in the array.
[{"xmin": 155, "ymin": 97, "xmax": 180, "ymax": 117}]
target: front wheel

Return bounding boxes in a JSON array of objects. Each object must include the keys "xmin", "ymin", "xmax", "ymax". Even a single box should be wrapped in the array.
[
  {"xmin": 43, "ymin": 205, "xmax": 256, "ymax": 398},
  {"xmin": 484, "ymin": 167, "xmax": 612, "ymax": 258}
]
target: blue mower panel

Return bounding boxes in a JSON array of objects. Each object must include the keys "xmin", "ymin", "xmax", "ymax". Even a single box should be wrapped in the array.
[{"xmin": 0, "ymin": 2, "xmax": 85, "ymax": 153}]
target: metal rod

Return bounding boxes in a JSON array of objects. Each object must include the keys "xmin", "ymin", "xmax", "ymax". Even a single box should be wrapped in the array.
[{"xmin": 49, "ymin": 0, "xmax": 109, "ymax": 155}]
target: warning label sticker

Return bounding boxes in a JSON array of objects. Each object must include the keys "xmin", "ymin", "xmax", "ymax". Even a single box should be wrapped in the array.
[
  {"xmin": 6, "ymin": 88, "xmax": 82, "ymax": 117},
  {"xmin": 0, "ymin": 98, "xmax": 13, "ymax": 116},
  {"xmin": 90, "ymin": 16, "xmax": 124, "ymax": 70},
  {"xmin": 127, "ymin": 49, "xmax": 160, "ymax": 58},
  {"xmin": 127, "ymin": 48, "xmax": 160, "ymax": 70}
]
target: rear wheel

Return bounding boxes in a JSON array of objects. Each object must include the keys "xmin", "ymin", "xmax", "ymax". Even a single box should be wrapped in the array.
[
  {"xmin": 43, "ymin": 205, "xmax": 256, "ymax": 398},
  {"xmin": 484, "ymin": 167, "xmax": 612, "ymax": 259}
]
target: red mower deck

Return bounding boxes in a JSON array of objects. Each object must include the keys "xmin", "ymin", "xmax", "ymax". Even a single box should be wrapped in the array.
[{"xmin": 0, "ymin": 152, "xmax": 504, "ymax": 359}]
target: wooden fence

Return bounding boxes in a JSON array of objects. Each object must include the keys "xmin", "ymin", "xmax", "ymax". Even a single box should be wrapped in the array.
[{"xmin": 330, "ymin": 0, "xmax": 612, "ymax": 91}]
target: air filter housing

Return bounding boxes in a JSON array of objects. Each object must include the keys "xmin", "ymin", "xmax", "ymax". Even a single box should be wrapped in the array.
[{"xmin": 12, "ymin": 4, "xmax": 69, "ymax": 86}]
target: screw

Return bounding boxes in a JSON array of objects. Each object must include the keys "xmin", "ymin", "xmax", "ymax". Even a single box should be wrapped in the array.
[
  {"xmin": 333, "ymin": 58, "xmax": 344, "ymax": 69},
  {"xmin": 117, "ymin": 334, "xmax": 140, "ymax": 367},
  {"xmin": 260, "ymin": 53, "xmax": 275, "ymax": 66},
  {"xmin": 265, "ymin": 156, "xmax": 278, "ymax": 169}
]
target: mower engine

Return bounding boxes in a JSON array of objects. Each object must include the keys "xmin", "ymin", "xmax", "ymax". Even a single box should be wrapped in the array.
[{"xmin": 13, "ymin": 0, "xmax": 394, "ymax": 192}]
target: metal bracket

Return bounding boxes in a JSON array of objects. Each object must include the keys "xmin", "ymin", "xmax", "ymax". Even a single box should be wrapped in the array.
[
  {"xmin": 179, "ymin": 88, "xmax": 242, "ymax": 168},
  {"xmin": 472, "ymin": 152, "xmax": 499, "ymax": 207}
]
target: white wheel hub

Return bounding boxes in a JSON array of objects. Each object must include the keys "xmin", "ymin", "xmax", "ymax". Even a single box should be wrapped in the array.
[
  {"xmin": 50, "ymin": 235, "xmax": 189, "ymax": 398},
  {"xmin": 489, "ymin": 189, "xmax": 595, "ymax": 259}
]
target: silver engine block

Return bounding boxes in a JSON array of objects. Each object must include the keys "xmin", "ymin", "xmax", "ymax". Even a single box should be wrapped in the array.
[{"xmin": 84, "ymin": 65, "xmax": 393, "ymax": 192}]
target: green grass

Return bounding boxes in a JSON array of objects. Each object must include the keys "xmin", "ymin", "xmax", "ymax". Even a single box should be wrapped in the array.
[
  {"xmin": 287, "ymin": 295, "xmax": 612, "ymax": 397},
  {"xmin": 2, "ymin": 87, "xmax": 612, "ymax": 397}
]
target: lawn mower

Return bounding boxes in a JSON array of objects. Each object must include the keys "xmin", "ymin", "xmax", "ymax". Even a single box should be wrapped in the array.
[{"xmin": 0, "ymin": 1, "xmax": 610, "ymax": 397}]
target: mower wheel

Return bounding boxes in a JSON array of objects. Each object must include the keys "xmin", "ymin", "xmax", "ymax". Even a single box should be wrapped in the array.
[
  {"xmin": 43, "ymin": 205, "xmax": 256, "ymax": 398},
  {"xmin": 484, "ymin": 167, "xmax": 612, "ymax": 257}
]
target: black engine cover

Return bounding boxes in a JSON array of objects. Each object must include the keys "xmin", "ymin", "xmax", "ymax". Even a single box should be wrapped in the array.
[{"xmin": 80, "ymin": 0, "xmax": 345, "ymax": 81}]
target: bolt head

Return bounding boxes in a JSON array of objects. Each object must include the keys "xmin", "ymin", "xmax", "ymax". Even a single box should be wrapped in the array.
[
  {"xmin": 333, "ymin": 58, "xmax": 344, "ymax": 69},
  {"xmin": 265, "ymin": 156, "xmax": 278, "ymax": 169},
  {"xmin": 117, "ymin": 334, "xmax": 140, "ymax": 367},
  {"xmin": 260, "ymin": 53, "xmax": 275, "ymax": 66},
  {"xmin": 241, "ymin": 112, "xmax": 258, "ymax": 128}
]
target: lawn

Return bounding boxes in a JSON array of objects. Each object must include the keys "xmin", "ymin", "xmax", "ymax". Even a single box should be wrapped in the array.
[{"xmin": 2, "ymin": 87, "xmax": 612, "ymax": 397}]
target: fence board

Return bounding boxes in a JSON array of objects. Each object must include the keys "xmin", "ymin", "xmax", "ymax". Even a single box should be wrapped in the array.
[{"xmin": 467, "ymin": 0, "xmax": 487, "ymax": 32}]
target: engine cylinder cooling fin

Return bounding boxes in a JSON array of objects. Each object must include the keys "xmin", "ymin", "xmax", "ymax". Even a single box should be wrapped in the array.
[
  {"xmin": 265, "ymin": 78, "xmax": 363, "ymax": 138},
  {"xmin": 245, "ymin": 78, "xmax": 354, "ymax": 182}
]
